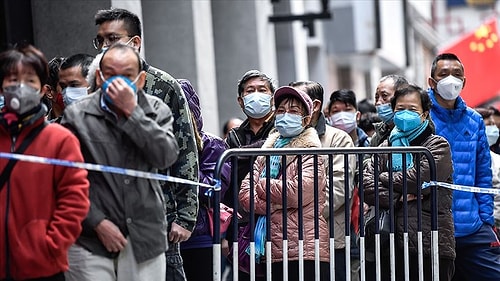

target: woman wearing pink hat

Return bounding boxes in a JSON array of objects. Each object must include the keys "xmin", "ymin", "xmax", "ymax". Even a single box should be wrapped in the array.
[{"xmin": 239, "ymin": 86, "xmax": 330, "ymax": 280}]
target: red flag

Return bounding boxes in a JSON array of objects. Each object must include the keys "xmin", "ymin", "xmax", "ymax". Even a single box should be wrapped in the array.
[{"xmin": 439, "ymin": 18, "xmax": 500, "ymax": 107}]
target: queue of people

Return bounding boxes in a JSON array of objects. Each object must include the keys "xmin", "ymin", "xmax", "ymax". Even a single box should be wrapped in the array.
[{"xmin": 0, "ymin": 6, "xmax": 499, "ymax": 281}]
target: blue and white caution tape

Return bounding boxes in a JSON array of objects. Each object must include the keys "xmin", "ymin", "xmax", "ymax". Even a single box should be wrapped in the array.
[
  {"xmin": 0, "ymin": 152, "xmax": 214, "ymax": 189},
  {"xmin": 423, "ymin": 181, "xmax": 500, "ymax": 195}
]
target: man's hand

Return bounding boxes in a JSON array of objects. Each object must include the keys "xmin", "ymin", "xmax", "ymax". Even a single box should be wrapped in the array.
[
  {"xmin": 105, "ymin": 77, "xmax": 137, "ymax": 117},
  {"xmin": 95, "ymin": 219, "xmax": 128, "ymax": 252},
  {"xmin": 168, "ymin": 222, "xmax": 192, "ymax": 243}
]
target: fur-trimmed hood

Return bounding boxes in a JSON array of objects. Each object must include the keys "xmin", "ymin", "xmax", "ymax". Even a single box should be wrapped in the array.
[
  {"xmin": 262, "ymin": 127, "xmax": 321, "ymax": 149},
  {"xmin": 261, "ymin": 127, "xmax": 321, "ymax": 165}
]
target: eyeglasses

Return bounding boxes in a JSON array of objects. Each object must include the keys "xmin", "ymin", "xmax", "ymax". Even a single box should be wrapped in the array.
[
  {"xmin": 92, "ymin": 34, "xmax": 133, "ymax": 50},
  {"xmin": 276, "ymin": 106, "xmax": 304, "ymax": 116}
]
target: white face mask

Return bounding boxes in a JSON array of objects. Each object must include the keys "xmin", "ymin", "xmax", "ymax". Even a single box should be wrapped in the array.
[
  {"xmin": 62, "ymin": 86, "xmax": 88, "ymax": 106},
  {"xmin": 436, "ymin": 75, "xmax": 463, "ymax": 100},
  {"xmin": 486, "ymin": 125, "xmax": 499, "ymax": 146},
  {"xmin": 329, "ymin": 111, "xmax": 357, "ymax": 133}
]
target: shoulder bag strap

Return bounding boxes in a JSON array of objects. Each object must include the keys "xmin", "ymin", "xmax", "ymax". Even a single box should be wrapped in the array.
[{"xmin": 0, "ymin": 121, "xmax": 47, "ymax": 191}]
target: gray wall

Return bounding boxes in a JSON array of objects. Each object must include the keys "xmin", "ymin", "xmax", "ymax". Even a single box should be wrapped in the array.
[
  {"xmin": 273, "ymin": 0, "xmax": 296, "ymax": 87},
  {"xmin": 212, "ymin": 0, "xmax": 261, "ymax": 131},
  {"xmin": 142, "ymin": 0, "xmax": 196, "ymax": 83},
  {"xmin": 32, "ymin": 0, "xmax": 107, "ymax": 59}
]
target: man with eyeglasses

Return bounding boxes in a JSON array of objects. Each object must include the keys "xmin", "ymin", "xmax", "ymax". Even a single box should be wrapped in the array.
[{"xmin": 91, "ymin": 8, "xmax": 199, "ymax": 281}]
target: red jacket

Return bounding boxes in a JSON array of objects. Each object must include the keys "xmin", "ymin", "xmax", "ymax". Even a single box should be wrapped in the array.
[{"xmin": 0, "ymin": 118, "xmax": 89, "ymax": 280}]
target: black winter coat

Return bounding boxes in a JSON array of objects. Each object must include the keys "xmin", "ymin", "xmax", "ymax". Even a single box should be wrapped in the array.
[{"xmin": 363, "ymin": 126, "xmax": 455, "ymax": 259}]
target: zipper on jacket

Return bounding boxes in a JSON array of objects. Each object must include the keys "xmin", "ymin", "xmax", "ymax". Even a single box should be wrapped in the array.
[{"xmin": 4, "ymin": 135, "xmax": 16, "ymax": 279}]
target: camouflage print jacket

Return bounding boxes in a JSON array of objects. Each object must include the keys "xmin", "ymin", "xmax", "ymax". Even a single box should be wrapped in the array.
[{"xmin": 142, "ymin": 60, "xmax": 199, "ymax": 232}]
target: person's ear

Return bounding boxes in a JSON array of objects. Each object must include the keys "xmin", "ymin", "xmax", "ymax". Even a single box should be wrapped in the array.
[
  {"xmin": 96, "ymin": 69, "xmax": 104, "ymax": 88},
  {"xmin": 428, "ymin": 76, "xmax": 437, "ymax": 89},
  {"xmin": 237, "ymin": 96, "xmax": 244, "ymax": 110},
  {"xmin": 422, "ymin": 111, "xmax": 429, "ymax": 122},
  {"xmin": 312, "ymin": 100, "xmax": 321, "ymax": 113},
  {"xmin": 303, "ymin": 115, "xmax": 312, "ymax": 126},
  {"xmin": 39, "ymin": 85, "xmax": 49, "ymax": 98},
  {"xmin": 355, "ymin": 111, "xmax": 361, "ymax": 122},
  {"xmin": 130, "ymin": 36, "xmax": 142, "ymax": 51},
  {"xmin": 462, "ymin": 77, "xmax": 466, "ymax": 89},
  {"xmin": 135, "ymin": 71, "xmax": 146, "ymax": 90},
  {"xmin": 42, "ymin": 85, "xmax": 53, "ymax": 100}
]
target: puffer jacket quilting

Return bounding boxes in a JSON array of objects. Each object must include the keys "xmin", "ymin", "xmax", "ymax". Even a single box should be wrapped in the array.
[
  {"xmin": 239, "ymin": 127, "xmax": 329, "ymax": 262},
  {"xmin": 363, "ymin": 131, "xmax": 455, "ymax": 259},
  {"xmin": 428, "ymin": 89, "xmax": 493, "ymax": 237}
]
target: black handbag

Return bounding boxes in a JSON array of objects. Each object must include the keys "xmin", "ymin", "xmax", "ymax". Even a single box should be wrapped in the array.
[{"xmin": 364, "ymin": 207, "xmax": 392, "ymax": 256}]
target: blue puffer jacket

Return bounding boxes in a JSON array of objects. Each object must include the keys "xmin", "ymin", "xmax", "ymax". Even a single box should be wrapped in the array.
[{"xmin": 428, "ymin": 89, "xmax": 494, "ymax": 237}]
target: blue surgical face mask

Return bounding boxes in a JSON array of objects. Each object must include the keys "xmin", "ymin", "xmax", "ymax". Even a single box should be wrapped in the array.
[
  {"xmin": 486, "ymin": 125, "xmax": 499, "ymax": 146},
  {"xmin": 275, "ymin": 113, "xmax": 304, "ymax": 138},
  {"xmin": 394, "ymin": 110, "xmax": 422, "ymax": 132},
  {"xmin": 376, "ymin": 103, "xmax": 394, "ymax": 124},
  {"xmin": 99, "ymin": 71, "xmax": 139, "ymax": 105},
  {"xmin": 242, "ymin": 92, "xmax": 272, "ymax": 119},
  {"xmin": 62, "ymin": 86, "xmax": 88, "ymax": 106}
]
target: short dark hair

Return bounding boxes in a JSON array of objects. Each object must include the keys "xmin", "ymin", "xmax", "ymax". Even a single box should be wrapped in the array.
[
  {"xmin": 359, "ymin": 112, "xmax": 381, "ymax": 133},
  {"xmin": 99, "ymin": 44, "xmax": 142, "ymax": 72},
  {"xmin": 488, "ymin": 106, "xmax": 500, "ymax": 117},
  {"xmin": 358, "ymin": 98, "xmax": 376, "ymax": 114},
  {"xmin": 0, "ymin": 44, "xmax": 48, "ymax": 86},
  {"xmin": 237, "ymin": 70, "xmax": 276, "ymax": 97},
  {"xmin": 95, "ymin": 8, "xmax": 142, "ymax": 37},
  {"xmin": 47, "ymin": 56, "xmax": 65, "ymax": 89},
  {"xmin": 475, "ymin": 107, "xmax": 493, "ymax": 119},
  {"xmin": 329, "ymin": 89, "xmax": 357, "ymax": 110},
  {"xmin": 391, "ymin": 84, "xmax": 431, "ymax": 113},
  {"xmin": 60, "ymin": 54, "xmax": 95, "ymax": 79},
  {"xmin": 288, "ymin": 80, "xmax": 324, "ymax": 105},
  {"xmin": 430, "ymin": 53, "xmax": 463, "ymax": 79}
]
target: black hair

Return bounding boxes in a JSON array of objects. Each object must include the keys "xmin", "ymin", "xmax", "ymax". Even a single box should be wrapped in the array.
[
  {"xmin": 430, "ymin": 53, "xmax": 463, "ymax": 79},
  {"xmin": 390, "ymin": 84, "xmax": 431, "ymax": 113},
  {"xmin": 99, "ymin": 44, "xmax": 142, "ymax": 72},
  {"xmin": 329, "ymin": 89, "xmax": 357, "ymax": 110},
  {"xmin": 47, "ymin": 56, "xmax": 65, "ymax": 89},
  {"xmin": 289, "ymin": 80, "xmax": 324, "ymax": 105},
  {"xmin": 95, "ymin": 8, "xmax": 142, "ymax": 37},
  {"xmin": 488, "ymin": 106, "xmax": 500, "ymax": 117},
  {"xmin": 0, "ymin": 44, "xmax": 49, "ymax": 86},
  {"xmin": 359, "ymin": 112, "xmax": 381, "ymax": 134},
  {"xmin": 475, "ymin": 107, "xmax": 493, "ymax": 119},
  {"xmin": 358, "ymin": 98, "xmax": 376, "ymax": 114},
  {"xmin": 60, "ymin": 54, "xmax": 95, "ymax": 80},
  {"xmin": 237, "ymin": 70, "xmax": 276, "ymax": 97}
]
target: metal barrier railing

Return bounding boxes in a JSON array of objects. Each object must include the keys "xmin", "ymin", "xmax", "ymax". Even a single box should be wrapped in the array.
[{"xmin": 211, "ymin": 146, "xmax": 439, "ymax": 281}]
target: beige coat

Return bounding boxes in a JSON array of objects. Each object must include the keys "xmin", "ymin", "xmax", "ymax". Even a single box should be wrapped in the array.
[
  {"xmin": 239, "ymin": 127, "xmax": 329, "ymax": 262},
  {"xmin": 320, "ymin": 125, "xmax": 356, "ymax": 249}
]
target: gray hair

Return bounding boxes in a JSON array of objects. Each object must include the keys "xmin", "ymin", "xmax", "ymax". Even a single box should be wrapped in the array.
[{"xmin": 85, "ymin": 52, "xmax": 103, "ymax": 93}]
